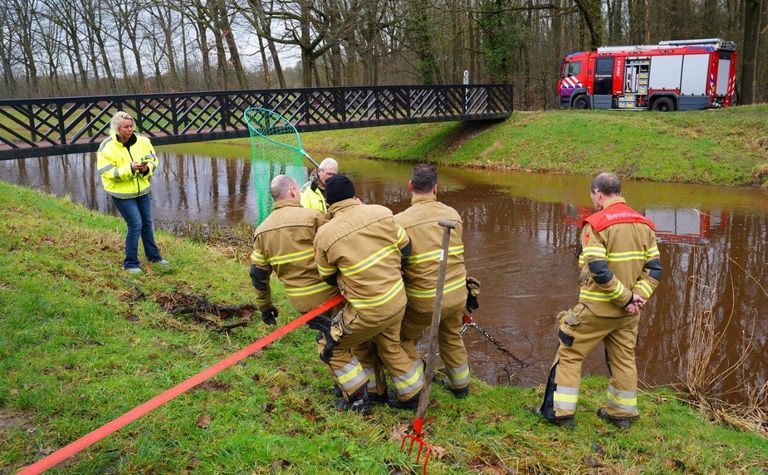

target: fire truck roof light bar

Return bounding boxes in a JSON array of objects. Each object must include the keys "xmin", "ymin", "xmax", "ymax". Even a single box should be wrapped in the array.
[{"xmin": 597, "ymin": 38, "xmax": 736, "ymax": 54}]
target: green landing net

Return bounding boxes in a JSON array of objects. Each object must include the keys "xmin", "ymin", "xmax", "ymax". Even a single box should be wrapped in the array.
[{"xmin": 244, "ymin": 107, "xmax": 317, "ymax": 225}]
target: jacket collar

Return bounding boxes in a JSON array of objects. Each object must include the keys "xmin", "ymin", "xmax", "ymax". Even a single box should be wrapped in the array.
[
  {"xmin": 328, "ymin": 198, "xmax": 359, "ymax": 217},
  {"xmin": 602, "ymin": 196, "xmax": 626, "ymax": 209},
  {"xmin": 113, "ymin": 133, "xmax": 138, "ymax": 149},
  {"xmin": 411, "ymin": 193, "xmax": 437, "ymax": 205},
  {"xmin": 273, "ymin": 199, "xmax": 300, "ymax": 211}
]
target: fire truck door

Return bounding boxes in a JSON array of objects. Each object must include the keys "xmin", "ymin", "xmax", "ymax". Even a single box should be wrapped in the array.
[{"xmin": 593, "ymin": 57, "xmax": 614, "ymax": 109}]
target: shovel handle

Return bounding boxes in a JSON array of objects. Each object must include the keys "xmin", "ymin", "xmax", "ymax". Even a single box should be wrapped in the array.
[{"xmin": 413, "ymin": 219, "xmax": 456, "ymax": 420}]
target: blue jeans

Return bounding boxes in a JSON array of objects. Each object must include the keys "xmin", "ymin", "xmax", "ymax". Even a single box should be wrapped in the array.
[{"xmin": 112, "ymin": 193, "xmax": 162, "ymax": 269}]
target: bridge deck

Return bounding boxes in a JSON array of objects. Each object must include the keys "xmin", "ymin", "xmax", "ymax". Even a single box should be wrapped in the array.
[{"xmin": 0, "ymin": 84, "xmax": 512, "ymax": 160}]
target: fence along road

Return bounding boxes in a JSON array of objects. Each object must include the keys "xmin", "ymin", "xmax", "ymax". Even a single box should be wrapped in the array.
[{"xmin": 0, "ymin": 84, "xmax": 513, "ymax": 161}]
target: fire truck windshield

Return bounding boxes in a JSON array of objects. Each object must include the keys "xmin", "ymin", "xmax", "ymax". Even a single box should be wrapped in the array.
[{"xmin": 562, "ymin": 60, "xmax": 581, "ymax": 77}]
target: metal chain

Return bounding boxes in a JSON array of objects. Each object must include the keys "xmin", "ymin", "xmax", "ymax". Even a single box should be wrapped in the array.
[{"xmin": 461, "ymin": 321, "xmax": 528, "ymax": 368}]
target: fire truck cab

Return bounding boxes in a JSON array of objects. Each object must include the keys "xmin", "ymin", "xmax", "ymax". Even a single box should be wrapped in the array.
[{"xmin": 558, "ymin": 38, "xmax": 737, "ymax": 111}]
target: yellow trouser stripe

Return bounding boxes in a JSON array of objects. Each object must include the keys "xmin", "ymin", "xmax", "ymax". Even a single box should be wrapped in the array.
[
  {"xmin": 337, "ymin": 362, "xmax": 364, "ymax": 385},
  {"xmin": 269, "ymin": 248, "xmax": 314, "ymax": 265},
  {"xmin": 553, "ymin": 392, "xmax": 579, "ymax": 403},
  {"xmin": 340, "ymin": 244, "xmax": 398, "ymax": 276},
  {"xmin": 317, "ymin": 264, "xmax": 336, "ymax": 277},
  {"xmin": 285, "ymin": 281, "xmax": 335, "ymax": 297},
  {"xmin": 607, "ymin": 390, "xmax": 637, "ymax": 407},
  {"xmin": 393, "ymin": 362, "xmax": 424, "ymax": 391},
  {"xmin": 405, "ymin": 276, "xmax": 466, "ymax": 298},
  {"xmin": 347, "ymin": 280, "xmax": 404, "ymax": 309}
]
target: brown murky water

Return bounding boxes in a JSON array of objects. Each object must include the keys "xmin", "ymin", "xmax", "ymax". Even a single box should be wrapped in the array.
[{"xmin": 3, "ymin": 152, "xmax": 767, "ymax": 405}]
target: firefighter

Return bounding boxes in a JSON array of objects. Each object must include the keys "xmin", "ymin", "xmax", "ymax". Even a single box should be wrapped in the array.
[
  {"xmin": 536, "ymin": 172, "xmax": 663, "ymax": 429},
  {"xmin": 394, "ymin": 163, "xmax": 474, "ymax": 398},
  {"xmin": 313, "ymin": 175, "xmax": 425, "ymax": 413},
  {"xmin": 300, "ymin": 157, "xmax": 338, "ymax": 212},
  {"xmin": 249, "ymin": 175, "xmax": 340, "ymax": 327}
]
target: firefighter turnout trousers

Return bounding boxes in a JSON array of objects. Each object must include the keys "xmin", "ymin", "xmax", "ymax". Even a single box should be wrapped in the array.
[
  {"xmin": 541, "ymin": 303, "xmax": 640, "ymax": 420},
  {"xmin": 318, "ymin": 303, "xmax": 423, "ymax": 401},
  {"xmin": 400, "ymin": 300, "xmax": 469, "ymax": 390}
]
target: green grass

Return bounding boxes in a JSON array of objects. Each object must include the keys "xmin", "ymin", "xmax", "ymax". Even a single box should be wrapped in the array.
[
  {"xmin": 1, "ymin": 181, "xmax": 767, "ymax": 473},
  {"xmin": 167, "ymin": 104, "xmax": 768, "ymax": 187}
]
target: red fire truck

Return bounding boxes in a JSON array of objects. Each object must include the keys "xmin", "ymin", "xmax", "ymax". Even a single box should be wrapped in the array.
[{"xmin": 557, "ymin": 38, "xmax": 737, "ymax": 111}]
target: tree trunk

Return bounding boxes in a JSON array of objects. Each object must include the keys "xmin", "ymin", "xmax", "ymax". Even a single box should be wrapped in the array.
[
  {"xmin": 574, "ymin": 0, "xmax": 604, "ymax": 50},
  {"xmin": 740, "ymin": 0, "xmax": 761, "ymax": 104},
  {"xmin": 215, "ymin": 0, "xmax": 248, "ymax": 89}
]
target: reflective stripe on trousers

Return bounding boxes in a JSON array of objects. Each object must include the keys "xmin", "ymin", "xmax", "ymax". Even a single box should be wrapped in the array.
[
  {"xmin": 606, "ymin": 384, "xmax": 637, "ymax": 415},
  {"xmin": 392, "ymin": 359, "xmax": 424, "ymax": 397},
  {"xmin": 553, "ymin": 385, "xmax": 579, "ymax": 413},
  {"xmin": 446, "ymin": 363, "xmax": 470, "ymax": 389},
  {"xmin": 333, "ymin": 359, "xmax": 367, "ymax": 394}
]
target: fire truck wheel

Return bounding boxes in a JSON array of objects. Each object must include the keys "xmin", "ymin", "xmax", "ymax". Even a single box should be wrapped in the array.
[
  {"xmin": 572, "ymin": 95, "xmax": 590, "ymax": 109},
  {"xmin": 651, "ymin": 97, "xmax": 676, "ymax": 112}
]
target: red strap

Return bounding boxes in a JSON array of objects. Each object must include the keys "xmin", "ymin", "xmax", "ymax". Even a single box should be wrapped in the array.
[{"xmin": 18, "ymin": 294, "xmax": 345, "ymax": 474}]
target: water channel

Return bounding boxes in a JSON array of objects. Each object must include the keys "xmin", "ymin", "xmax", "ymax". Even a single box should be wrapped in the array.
[{"xmin": 2, "ymin": 150, "xmax": 767, "ymax": 405}]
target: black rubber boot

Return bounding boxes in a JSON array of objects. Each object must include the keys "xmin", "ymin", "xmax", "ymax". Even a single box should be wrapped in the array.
[
  {"xmin": 335, "ymin": 386, "xmax": 371, "ymax": 415},
  {"xmin": 449, "ymin": 386, "xmax": 469, "ymax": 399},
  {"xmin": 596, "ymin": 408, "xmax": 638, "ymax": 429},
  {"xmin": 531, "ymin": 407, "xmax": 575, "ymax": 427},
  {"xmin": 386, "ymin": 391, "xmax": 421, "ymax": 410}
]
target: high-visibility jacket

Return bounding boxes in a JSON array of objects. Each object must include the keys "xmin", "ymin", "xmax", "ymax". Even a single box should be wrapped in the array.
[
  {"xmin": 96, "ymin": 133, "xmax": 158, "ymax": 199},
  {"xmin": 300, "ymin": 176, "xmax": 327, "ymax": 212},
  {"xmin": 314, "ymin": 198, "xmax": 410, "ymax": 318},
  {"xmin": 250, "ymin": 200, "xmax": 338, "ymax": 313},
  {"xmin": 394, "ymin": 194, "xmax": 467, "ymax": 314},
  {"xmin": 578, "ymin": 197, "xmax": 662, "ymax": 316}
]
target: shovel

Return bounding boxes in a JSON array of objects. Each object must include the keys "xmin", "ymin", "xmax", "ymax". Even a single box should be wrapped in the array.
[{"xmin": 401, "ymin": 219, "xmax": 456, "ymax": 475}]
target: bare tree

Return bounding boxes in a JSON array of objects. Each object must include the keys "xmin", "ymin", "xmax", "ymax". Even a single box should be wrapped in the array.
[{"xmin": 740, "ymin": 0, "xmax": 761, "ymax": 104}]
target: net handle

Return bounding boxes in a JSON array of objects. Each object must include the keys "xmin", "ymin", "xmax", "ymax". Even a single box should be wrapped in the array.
[{"xmin": 244, "ymin": 107, "xmax": 320, "ymax": 169}]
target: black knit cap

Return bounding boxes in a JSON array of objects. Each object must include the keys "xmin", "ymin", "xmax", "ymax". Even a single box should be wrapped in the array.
[{"xmin": 325, "ymin": 174, "xmax": 356, "ymax": 205}]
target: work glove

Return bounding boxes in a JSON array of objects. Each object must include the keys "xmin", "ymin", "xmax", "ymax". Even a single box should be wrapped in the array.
[
  {"xmin": 260, "ymin": 305, "xmax": 278, "ymax": 325},
  {"xmin": 319, "ymin": 337, "xmax": 336, "ymax": 364},
  {"xmin": 307, "ymin": 314, "xmax": 332, "ymax": 333},
  {"xmin": 466, "ymin": 276, "xmax": 481, "ymax": 313}
]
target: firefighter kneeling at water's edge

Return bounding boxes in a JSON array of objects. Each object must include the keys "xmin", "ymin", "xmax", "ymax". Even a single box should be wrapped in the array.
[
  {"xmin": 248, "ymin": 175, "xmax": 341, "ymax": 328},
  {"xmin": 535, "ymin": 172, "xmax": 663, "ymax": 429},
  {"xmin": 313, "ymin": 175, "xmax": 426, "ymax": 414}
]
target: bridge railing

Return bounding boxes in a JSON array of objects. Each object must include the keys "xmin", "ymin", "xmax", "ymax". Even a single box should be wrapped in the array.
[{"xmin": 0, "ymin": 84, "xmax": 513, "ymax": 160}]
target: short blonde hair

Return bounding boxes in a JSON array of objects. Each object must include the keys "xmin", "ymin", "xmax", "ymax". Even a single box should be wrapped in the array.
[{"xmin": 110, "ymin": 111, "xmax": 134, "ymax": 136}]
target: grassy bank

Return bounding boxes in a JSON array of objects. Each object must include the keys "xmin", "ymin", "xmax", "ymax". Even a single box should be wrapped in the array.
[
  {"xmin": 1, "ymin": 182, "xmax": 767, "ymax": 474},
  {"xmin": 167, "ymin": 104, "xmax": 768, "ymax": 186}
]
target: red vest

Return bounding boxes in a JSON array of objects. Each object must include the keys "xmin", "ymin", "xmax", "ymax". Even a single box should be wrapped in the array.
[{"xmin": 583, "ymin": 202, "xmax": 656, "ymax": 232}]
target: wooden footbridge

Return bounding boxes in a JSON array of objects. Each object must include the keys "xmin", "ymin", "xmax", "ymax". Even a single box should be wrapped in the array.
[{"xmin": 0, "ymin": 84, "xmax": 513, "ymax": 160}]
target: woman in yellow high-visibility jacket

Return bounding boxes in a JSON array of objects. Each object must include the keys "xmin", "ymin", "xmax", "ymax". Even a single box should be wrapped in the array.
[{"xmin": 97, "ymin": 111, "xmax": 167, "ymax": 273}]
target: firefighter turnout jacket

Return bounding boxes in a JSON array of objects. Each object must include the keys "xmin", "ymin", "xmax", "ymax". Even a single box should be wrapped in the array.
[
  {"xmin": 314, "ymin": 198, "xmax": 424, "ymax": 401},
  {"xmin": 250, "ymin": 200, "xmax": 338, "ymax": 313},
  {"xmin": 540, "ymin": 196, "xmax": 663, "ymax": 422},
  {"xmin": 577, "ymin": 197, "xmax": 662, "ymax": 316},
  {"xmin": 315, "ymin": 198, "xmax": 410, "ymax": 318},
  {"xmin": 97, "ymin": 133, "xmax": 159, "ymax": 199},
  {"xmin": 395, "ymin": 194, "xmax": 471, "ymax": 390}
]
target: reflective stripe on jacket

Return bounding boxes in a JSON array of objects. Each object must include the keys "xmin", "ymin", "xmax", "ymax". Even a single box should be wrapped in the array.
[
  {"xmin": 250, "ymin": 200, "xmax": 338, "ymax": 313},
  {"xmin": 578, "ymin": 197, "xmax": 662, "ymax": 316},
  {"xmin": 314, "ymin": 198, "xmax": 410, "ymax": 318},
  {"xmin": 96, "ymin": 133, "xmax": 158, "ymax": 199},
  {"xmin": 300, "ymin": 177, "xmax": 327, "ymax": 212},
  {"xmin": 394, "ymin": 194, "xmax": 467, "ymax": 315}
]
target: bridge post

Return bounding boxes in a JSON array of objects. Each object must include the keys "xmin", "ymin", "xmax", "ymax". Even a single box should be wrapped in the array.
[
  {"xmin": 27, "ymin": 105, "xmax": 37, "ymax": 142},
  {"xmin": 57, "ymin": 103, "xmax": 66, "ymax": 143},
  {"xmin": 171, "ymin": 97, "xmax": 178, "ymax": 136}
]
